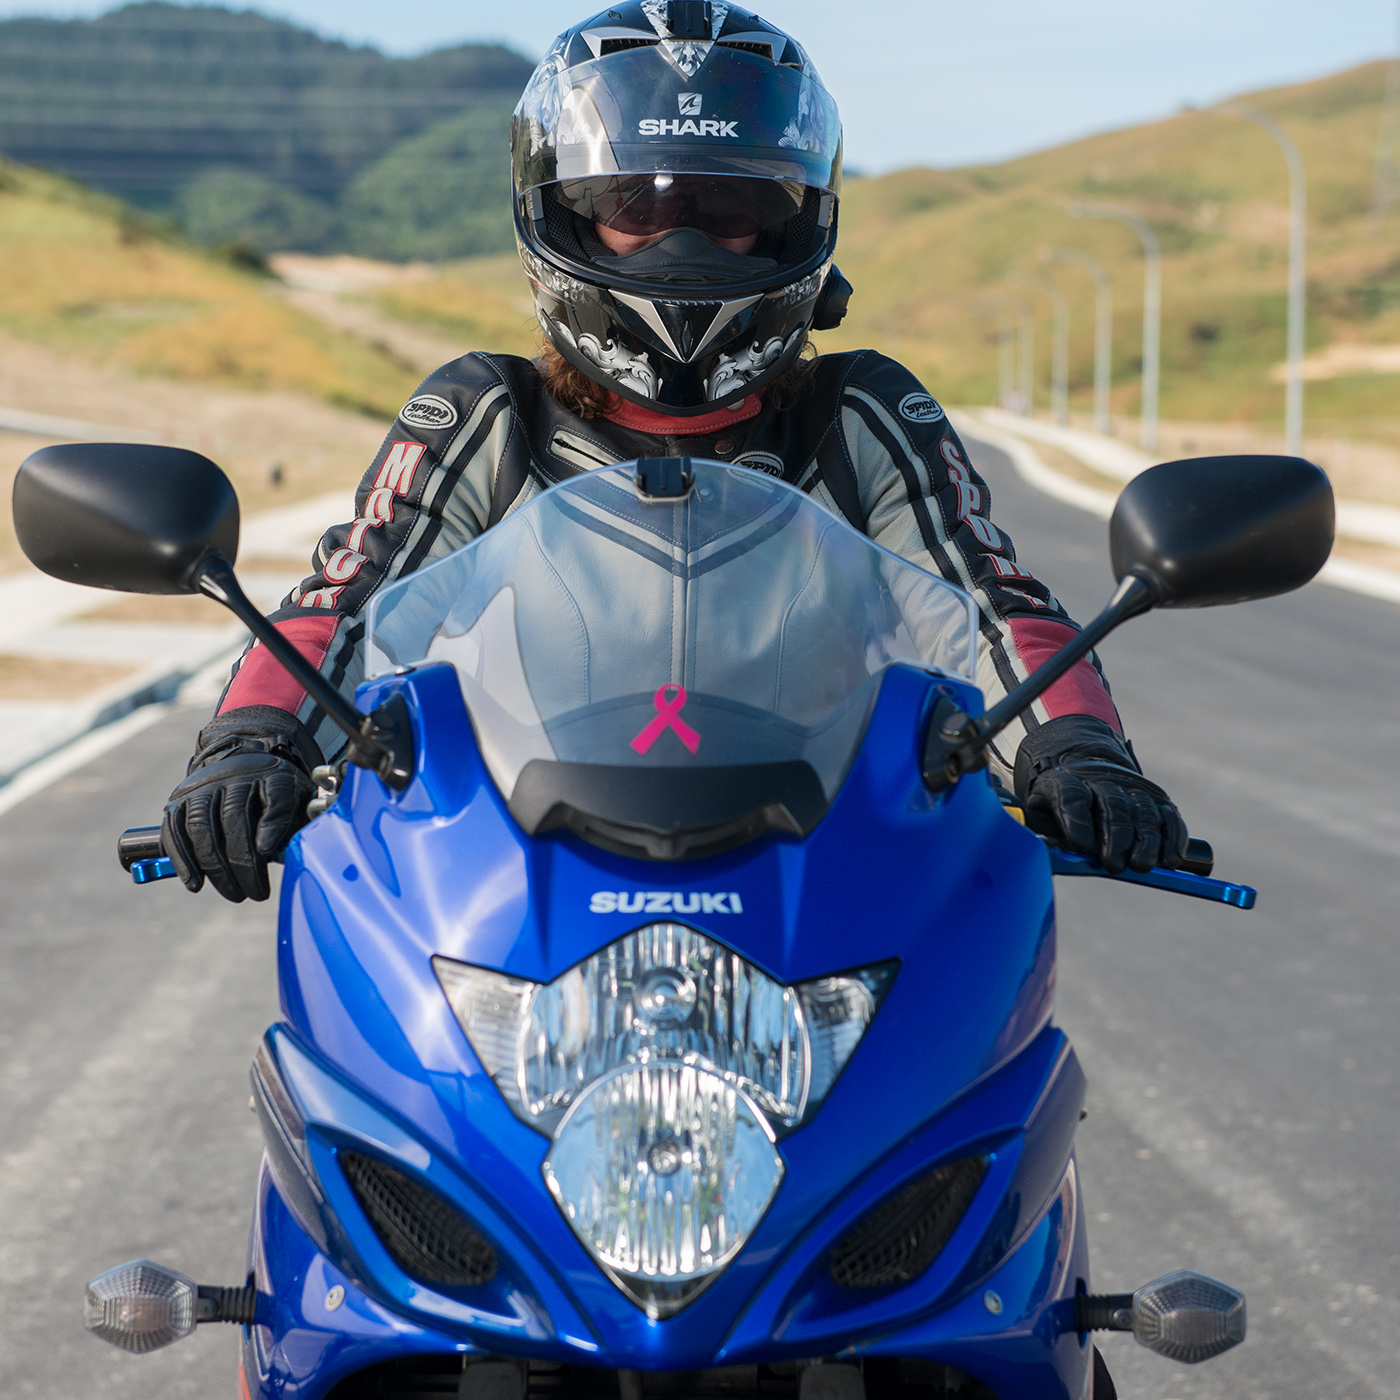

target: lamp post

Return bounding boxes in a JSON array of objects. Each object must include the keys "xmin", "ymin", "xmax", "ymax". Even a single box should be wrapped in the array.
[
  {"xmin": 997, "ymin": 309, "xmax": 1017, "ymax": 409},
  {"xmin": 1007, "ymin": 277, "xmax": 1069, "ymax": 424},
  {"xmin": 1067, "ymin": 203, "xmax": 1161, "ymax": 451},
  {"xmin": 1217, "ymin": 101, "xmax": 1307, "ymax": 456},
  {"xmin": 1001, "ymin": 296, "xmax": 1034, "ymax": 416},
  {"xmin": 1043, "ymin": 248, "xmax": 1113, "ymax": 434}
]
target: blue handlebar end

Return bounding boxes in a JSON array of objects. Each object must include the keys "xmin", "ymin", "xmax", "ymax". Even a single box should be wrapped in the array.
[
  {"xmin": 131, "ymin": 857, "xmax": 178, "ymax": 884},
  {"xmin": 1048, "ymin": 848, "xmax": 1257, "ymax": 909}
]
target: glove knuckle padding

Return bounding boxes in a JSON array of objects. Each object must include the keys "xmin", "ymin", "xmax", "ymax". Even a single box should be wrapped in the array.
[
  {"xmin": 1015, "ymin": 713, "xmax": 1187, "ymax": 871},
  {"xmin": 164, "ymin": 707, "xmax": 323, "ymax": 903}
]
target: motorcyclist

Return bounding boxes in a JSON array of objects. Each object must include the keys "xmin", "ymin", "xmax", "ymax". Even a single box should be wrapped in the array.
[{"xmin": 163, "ymin": 0, "xmax": 1187, "ymax": 903}]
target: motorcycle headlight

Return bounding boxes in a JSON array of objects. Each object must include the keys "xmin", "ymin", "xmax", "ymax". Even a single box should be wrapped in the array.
[{"xmin": 433, "ymin": 927, "xmax": 894, "ymax": 1316}]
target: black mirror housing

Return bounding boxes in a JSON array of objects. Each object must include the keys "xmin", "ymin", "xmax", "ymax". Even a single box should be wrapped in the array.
[
  {"xmin": 13, "ymin": 443, "xmax": 239, "ymax": 594},
  {"xmin": 1110, "ymin": 455, "xmax": 1333, "ymax": 609}
]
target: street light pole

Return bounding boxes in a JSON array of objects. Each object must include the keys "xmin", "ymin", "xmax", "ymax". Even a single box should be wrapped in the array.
[
  {"xmin": 997, "ymin": 309, "xmax": 1016, "ymax": 409},
  {"xmin": 1015, "ymin": 298, "xmax": 1034, "ymax": 415},
  {"xmin": 1067, "ymin": 203, "xmax": 1161, "ymax": 451},
  {"xmin": 1043, "ymin": 248, "xmax": 1113, "ymax": 433},
  {"xmin": 1218, "ymin": 101, "xmax": 1307, "ymax": 456},
  {"xmin": 1008, "ymin": 277, "xmax": 1069, "ymax": 424}
]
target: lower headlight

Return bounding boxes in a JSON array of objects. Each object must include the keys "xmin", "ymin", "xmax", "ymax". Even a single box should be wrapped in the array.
[
  {"xmin": 542, "ymin": 1062, "xmax": 783, "ymax": 1317},
  {"xmin": 434, "ymin": 925, "xmax": 895, "ymax": 1315}
]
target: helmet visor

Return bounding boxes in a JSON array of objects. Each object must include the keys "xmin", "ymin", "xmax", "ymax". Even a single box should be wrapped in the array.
[
  {"xmin": 514, "ymin": 44, "xmax": 842, "ymax": 199},
  {"xmin": 554, "ymin": 173, "xmax": 806, "ymax": 241}
]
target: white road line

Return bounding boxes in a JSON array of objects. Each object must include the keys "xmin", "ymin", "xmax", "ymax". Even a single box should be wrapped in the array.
[{"xmin": 0, "ymin": 704, "xmax": 173, "ymax": 820}]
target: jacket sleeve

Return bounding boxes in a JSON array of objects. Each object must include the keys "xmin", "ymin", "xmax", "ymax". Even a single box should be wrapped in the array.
[
  {"xmin": 213, "ymin": 354, "xmax": 520, "ymax": 759},
  {"xmin": 823, "ymin": 352, "xmax": 1121, "ymax": 784}
]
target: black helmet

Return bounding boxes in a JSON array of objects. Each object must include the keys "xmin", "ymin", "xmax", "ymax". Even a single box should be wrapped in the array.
[{"xmin": 511, "ymin": 1, "xmax": 850, "ymax": 416}]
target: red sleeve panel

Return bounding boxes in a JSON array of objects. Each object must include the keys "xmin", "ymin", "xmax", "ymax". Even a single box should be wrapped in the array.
[
  {"xmin": 217, "ymin": 614, "xmax": 341, "ymax": 717},
  {"xmin": 1007, "ymin": 617, "xmax": 1122, "ymax": 733}
]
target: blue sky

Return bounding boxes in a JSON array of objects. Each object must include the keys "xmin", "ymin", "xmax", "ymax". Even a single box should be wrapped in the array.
[{"xmin": 2, "ymin": 0, "xmax": 1396, "ymax": 171}]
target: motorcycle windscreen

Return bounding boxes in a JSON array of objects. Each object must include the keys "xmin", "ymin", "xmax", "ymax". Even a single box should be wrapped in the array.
[{"xmin": 365, "ymin": 461, "xmax": 977, "ymax": 858}]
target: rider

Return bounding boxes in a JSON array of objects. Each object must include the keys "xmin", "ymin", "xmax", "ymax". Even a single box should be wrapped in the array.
[{"xmin": 163, "ymin": 0, "xmax": 1187, "ymax": 902}]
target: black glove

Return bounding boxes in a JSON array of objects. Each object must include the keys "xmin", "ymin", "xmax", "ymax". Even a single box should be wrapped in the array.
[
  {"xmin": 163, "ymin": 706, "xmax": 322, "ymax": 902},
  {"xmin": 1014, "ymin": 715, "xmax": 1187, "ymax": 875}
]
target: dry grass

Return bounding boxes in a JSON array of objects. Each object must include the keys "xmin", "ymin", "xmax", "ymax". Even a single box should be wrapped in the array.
[
  {"xmin": 78, "ymin": 593, "xmax": 231, "ymax": 624},
  {"xmin": 0, "ymin": 328, "xmax": 391, "ymax": 569},
  {"xmin": 0, "ymin": 159, "xmax": 419, "ymax": 416},
  {"xmin": 0, "ymin": 654, "xmax": 137, "ymax": 699},
  {"xmin": 369, "ymin": 254, "xmax": 539, "ymax": 359}
]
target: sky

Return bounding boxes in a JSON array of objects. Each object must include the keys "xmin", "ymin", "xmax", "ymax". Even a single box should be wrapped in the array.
[{"xmin": 1, "ymin": 0, "xmax": 1396, "ymax": 172}]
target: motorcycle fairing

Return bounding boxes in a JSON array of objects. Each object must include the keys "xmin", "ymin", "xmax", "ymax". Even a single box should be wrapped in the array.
[
  {"xmin": 243, "ymin": 1033, "xmax": 1089, "ymax": 1400},
  {"xmin": 249, "ymin": 655, "xmax": 1085, "ymax": 1392}
]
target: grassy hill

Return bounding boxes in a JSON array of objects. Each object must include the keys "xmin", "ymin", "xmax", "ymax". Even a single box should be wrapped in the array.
[
  {"xmin": 816, "ymin": 60, "xmax": 1400, "ymax": 435},
  {"xmin": 0, "ymin": 2, "xmax": 530, "ymax": 258},
  {"xmin": 0, "ymin": 157, "xmax": 419, "ymax": 416}
]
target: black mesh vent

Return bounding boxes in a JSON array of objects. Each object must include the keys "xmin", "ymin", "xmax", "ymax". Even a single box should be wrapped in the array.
[
  {"xmin": 829, "ymin": 1156, "xmax": 988, "ymax": 1290},
  {"xmin": 342, "ymin": 1152, "xmax": 498, "ymax": 1288},
  {"xmin": 779, "ymin": 189, "xmax": 823, "ymax": 264},
  {"xmin": 600, "ymin": 37, "xmax": 661, "ymax": 54},
  {"xmin": 717, "ymin": 40, "xmax": 776, "ymax": 59}
]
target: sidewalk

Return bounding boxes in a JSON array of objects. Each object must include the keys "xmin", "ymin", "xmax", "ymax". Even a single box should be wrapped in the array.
[
  {"xmin": 0, "ymin": 490, "xmax": 348, "ymax": 787},
  {"xmin": 958, "ymin": 409, "xmax": 1400, "ymax": 607}
]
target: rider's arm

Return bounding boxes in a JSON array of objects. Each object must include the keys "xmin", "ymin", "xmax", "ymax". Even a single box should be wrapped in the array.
[
  {"xmin": 213, "ymin": 354, "xmax": 524, "ymax": 760},
  {"xmin": 829, "ymin": 353, "xmax": 1185, "ymax": 872},
  {"xmin": 828, "ymin": 351, "xmax": 1120, "ymax": 783}
]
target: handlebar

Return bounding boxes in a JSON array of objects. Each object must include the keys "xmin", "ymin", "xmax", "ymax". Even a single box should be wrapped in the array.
[
  {"xmin": 117, "ymin": 825, "xmax": 176, "ymax": 884},
  {"xmin": 117, "ymin": 815, "xmax": 1248, "ymax": 906}
]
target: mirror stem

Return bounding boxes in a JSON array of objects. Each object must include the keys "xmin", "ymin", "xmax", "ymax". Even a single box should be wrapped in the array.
[
  {"xmin": 191, "ymin": 552, "xmax": 411, "ymax": 788},
  {"xmin": 924, "ymin": 571, "xmax": 1157, "ymax": 792}
]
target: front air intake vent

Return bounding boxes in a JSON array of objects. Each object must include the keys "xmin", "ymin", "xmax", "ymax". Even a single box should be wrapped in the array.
[
  {"xmin": 829, "ymin": 1156, "xmax": 988, "ymax": 1290},
  {"xmin": 341, "ymin": 1152, "xmax": 498, "ymax": 1288},
  {"xmin": 599, "ymin": 37, "xmax": 661, "ymax": 54}
]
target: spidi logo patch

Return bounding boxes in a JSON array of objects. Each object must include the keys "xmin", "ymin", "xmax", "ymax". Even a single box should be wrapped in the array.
[
  {"xmin": 899, "ymin": 393, "xmax": 945, "ymax": 424},
  {"xmin": 640, "ymin": 93, "xmax": 737, "ymax": 138}
]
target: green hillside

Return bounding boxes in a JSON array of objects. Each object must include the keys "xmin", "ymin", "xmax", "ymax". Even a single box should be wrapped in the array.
[
  {"xmin": 0, "ymin": 156, "xmax": 418, "ymax": 416},
  {"xmin": 816, "ymin": 61, "xmax": 1400, "ymax": 434},
  {"xmin": 0, "ymin": 2, "xmax": 530, "ymax": 257}
]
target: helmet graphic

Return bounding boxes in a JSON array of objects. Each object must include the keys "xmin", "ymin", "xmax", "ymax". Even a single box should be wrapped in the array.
[{"xmin": 512, "ymin": 1, "xmax": 850, "ymax": 416}]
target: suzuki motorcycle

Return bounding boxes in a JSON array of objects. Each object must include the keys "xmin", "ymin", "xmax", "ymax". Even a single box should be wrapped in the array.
[{"xmin": 13, "ymin": 443, "xmax": 1333, "ymax": 1400}]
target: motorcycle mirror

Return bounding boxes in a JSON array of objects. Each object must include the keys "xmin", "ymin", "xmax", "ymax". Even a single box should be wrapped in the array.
[
  {"xmin": 12, "ymin": 442, "xmax": 239, "ymax": 594},
  {"xmin": 1110, "ymin": 454, "xmax": 1334, "ymax": 609},
  {"xmin": 13, "ymin": 441, "xmax": 413, "ymax": 789}
]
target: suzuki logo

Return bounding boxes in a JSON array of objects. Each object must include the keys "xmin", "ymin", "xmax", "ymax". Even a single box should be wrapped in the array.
[{"xmin": 678, "ymin": 93, "xmax": 702, "ymax": 116}]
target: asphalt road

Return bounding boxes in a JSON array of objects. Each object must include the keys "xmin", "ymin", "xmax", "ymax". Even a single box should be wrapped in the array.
[{"xmin": 0, "ymin": 442, "xmax": 1396, "ymax": 1399}]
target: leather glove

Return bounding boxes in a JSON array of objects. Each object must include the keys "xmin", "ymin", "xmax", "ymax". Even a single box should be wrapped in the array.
[
  {"xmin": 163, "ymin": 706, "xmax": 322, "ymax": 902},
  {"xmin": 1014, "ymin": 714, "xmax": 1187, "ymax": 875}
]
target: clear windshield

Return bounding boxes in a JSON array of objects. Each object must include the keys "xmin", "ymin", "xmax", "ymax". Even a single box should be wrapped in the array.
[{"xmin": 366, "ymin": 461, "xmax": 976, "ymax": 805}]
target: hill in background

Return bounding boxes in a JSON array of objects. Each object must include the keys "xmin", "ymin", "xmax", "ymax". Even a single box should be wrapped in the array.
[
  {"xmin": 0, "ymin": 2, "xmax": 529, "ymax": 259},
  {"xmin": 815, "ymin": 60, "xmax": 1400, "ymax": 435}
]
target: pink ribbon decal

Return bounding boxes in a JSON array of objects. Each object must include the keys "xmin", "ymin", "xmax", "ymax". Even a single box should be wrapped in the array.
[{"xmin": 630, "ymin": 684, "xmax": 701, "ymax": 756}]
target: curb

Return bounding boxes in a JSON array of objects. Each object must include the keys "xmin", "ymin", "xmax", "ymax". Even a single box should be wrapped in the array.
[{"xmin": 954, "ymin": 409, "xmax": 1400, "ymax": 608}]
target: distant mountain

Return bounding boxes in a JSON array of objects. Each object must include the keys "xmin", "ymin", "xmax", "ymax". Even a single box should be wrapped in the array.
[{"xmin": 0, "ymin": 2, "xmax": 532, "ymax": 256}]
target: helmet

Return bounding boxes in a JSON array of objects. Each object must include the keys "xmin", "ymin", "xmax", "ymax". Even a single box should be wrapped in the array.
[{"xmin": 511, "ymin": 1, "xmax": 850, "ymax": 416}]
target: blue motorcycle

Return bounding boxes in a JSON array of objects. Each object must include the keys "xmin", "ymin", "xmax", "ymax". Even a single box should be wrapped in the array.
[{"xmin": 14, "ymin": 443, "xmax": 1333, "ymax": 1400}]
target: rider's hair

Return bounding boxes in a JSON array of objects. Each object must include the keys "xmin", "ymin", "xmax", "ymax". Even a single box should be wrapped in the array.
[{"xmin": 537, "ymin": 335, "xmax": 820, "ymax": 421}]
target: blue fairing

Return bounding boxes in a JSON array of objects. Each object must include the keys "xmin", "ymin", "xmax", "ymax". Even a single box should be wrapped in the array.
[{"xmin": 244, "ymin": 657, "xmax": 1091, "ymax": 1400}]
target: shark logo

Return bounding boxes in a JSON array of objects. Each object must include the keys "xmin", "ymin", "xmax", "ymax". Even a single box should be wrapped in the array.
[{"xmin": 678, "ymin": 92, "xmax": 702, "ymax": 116}]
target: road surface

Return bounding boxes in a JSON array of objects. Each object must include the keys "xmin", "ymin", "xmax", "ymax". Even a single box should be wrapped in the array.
[{"xmin": 0, "ymin": 441, "xmax": 1396, "ymax": 1398}]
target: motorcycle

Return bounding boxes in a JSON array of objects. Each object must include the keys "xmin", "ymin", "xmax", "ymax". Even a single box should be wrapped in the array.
[{"xmin": 13, "ymin": 442, "xmax": 1333, "ymax": 1400}]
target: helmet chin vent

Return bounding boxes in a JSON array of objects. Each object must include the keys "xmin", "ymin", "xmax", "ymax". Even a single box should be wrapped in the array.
[{"xmin": 599, "ymin": 37, "xmax": 661, "ymax": 55}]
